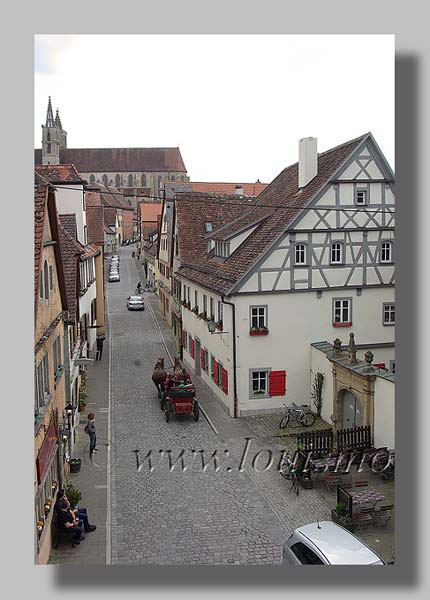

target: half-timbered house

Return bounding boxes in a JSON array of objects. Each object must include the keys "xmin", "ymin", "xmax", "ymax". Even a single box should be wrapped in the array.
[{"xmin": 177, "ymin": 133, "xmax": 395, "ymax": 417}]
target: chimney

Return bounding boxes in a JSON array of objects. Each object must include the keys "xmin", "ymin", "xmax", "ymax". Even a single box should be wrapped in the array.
[
  {"xmin": 298, "ymin": 137, "xmax": 318, "ymax": 188},
  {"xmin": 235, "ymin": 185, "xmax": 244, "ymax": 196}
]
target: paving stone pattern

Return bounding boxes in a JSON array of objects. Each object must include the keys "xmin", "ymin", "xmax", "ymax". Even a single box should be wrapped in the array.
[{"xmin": 107, "ymin": 250, "xmax": 334, "ymax": 565}]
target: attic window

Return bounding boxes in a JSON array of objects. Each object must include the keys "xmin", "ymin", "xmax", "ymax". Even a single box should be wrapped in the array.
[
  {"xmin": 215, "ymin": 241, "xmax": 230, "ymax": 258},
  {"xmin": 204, "ymin": 222, "xmax": 213, "ymax": 233}
]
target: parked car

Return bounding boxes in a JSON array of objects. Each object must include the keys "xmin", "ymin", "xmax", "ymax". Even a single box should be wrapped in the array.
[
  {"xmin": 282, "ymin": 521, "xmax": 385, "ymax": 565},
  {"xmin": 127, "ymin": 295, "xmax": 145, "ymax": 311},
  {"xmin": 112, "ymin": 255, "xmax": 120, "ymax": 261},
  {"xmin": 108, "ymin": 273, "xmax": 120, "ymax": 282}
]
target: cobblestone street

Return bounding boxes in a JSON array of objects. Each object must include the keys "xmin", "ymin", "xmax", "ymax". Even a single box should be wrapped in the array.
[{"xmin": 108, "ymin": 247, "xmax": 333, "ymax": 565}]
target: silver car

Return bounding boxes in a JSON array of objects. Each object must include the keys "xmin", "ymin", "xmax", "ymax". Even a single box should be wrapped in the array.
[
  {"xmin": 282, "ymin": 521, "xmax": 385, "ymax": 565},
  {"xmin": 127, "ymin": 295, "xmax": 145, "ymax": 310},
  {"xmin": 108, "ymin": 273, "xmax": 120, "ymax": 282}
]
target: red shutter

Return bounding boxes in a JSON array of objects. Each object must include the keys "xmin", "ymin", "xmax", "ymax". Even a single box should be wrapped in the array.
[
  {"xmin": 181, "ymin": 330, "xmax": 185, "ymax": 347},
  {"xmin": 373, "ymin": 363, "xmax": 386, "ymax": 369},
  {"xmin": 200, "ymin": 348, "xmax": 205, "ymax": 370},
  {"xmin": 269, "ymin": 370, "xmax": 286, "ymax": 396},
  {"xmin": 221, "ymin": 368, "xmax": 228, "ymax": 394},
  {"xmin": 214, "ymin": 360, "xmax": 219, "ymax": 385},
  {"xmin": 190, "ymin": 337, "xmax": 195, "ymax": 359}
]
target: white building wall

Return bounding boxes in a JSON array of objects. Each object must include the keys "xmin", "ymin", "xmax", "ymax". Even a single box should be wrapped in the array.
[
  {"xmin": 180, "ymin": 281, "xmax": 233, "ymax": 415},
  {"xmin": 373, "ymin": 376, "xmax": 395, "ymax": 449},
  {"xmin": 54, "ymin": 185, "xmax": 87, "ymax": 245},
  {"xmin": 234, "ymin": 286, "xmax": 394, "ymax": 415},
  {"xmin": 79, "ymin": 280, "xmax": 97, "ymax": 352}
]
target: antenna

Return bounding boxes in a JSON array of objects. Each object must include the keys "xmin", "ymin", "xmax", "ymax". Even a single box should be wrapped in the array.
[{"xmin": 317, "ymin": 518, "xmax": 321, "ymax": 529}]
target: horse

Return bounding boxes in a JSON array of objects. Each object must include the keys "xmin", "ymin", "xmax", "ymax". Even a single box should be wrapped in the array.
[{"xmin": 152, "ymin": 357, "xmax": 167, "ymax": 398}]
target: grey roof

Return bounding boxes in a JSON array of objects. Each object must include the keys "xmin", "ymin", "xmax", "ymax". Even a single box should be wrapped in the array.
[{"xmin": 311, "ymin": 341, "xmax": 395, "ymax": 382}]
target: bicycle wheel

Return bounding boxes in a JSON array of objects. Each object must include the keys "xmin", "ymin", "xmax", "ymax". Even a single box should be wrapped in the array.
[
  {"xmin": 301, "ymin": 412, "xmax": 316, "ymax": 427},
  {"xmin": 280, "ymin": 414, "xmax": 290, "ymax": 429}
]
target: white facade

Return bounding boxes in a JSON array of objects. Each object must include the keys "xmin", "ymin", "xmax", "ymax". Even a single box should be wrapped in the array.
[
  {"xmin": 54, "ymin": 184, "xmax": 87, "ymax": 245},
  {"xmin": 179, "ymin": 135, "xmax": 395, "ymax": 418},
  {"xmin": 373, "ymin": 376, "xmax": 395, "ymax": 449}
]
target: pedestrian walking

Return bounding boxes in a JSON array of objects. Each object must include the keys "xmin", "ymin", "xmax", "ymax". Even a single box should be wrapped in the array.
[
  {"xmin": 95, "ymin": 334, "xmax": 105, "ymax": 361},
  {"xmin": 84, "ymin": 413, "xmax": 97, "ymax": 453},
  {"xmin": 132, "ymin": 250, "xmax": 136, "ymax": 258}
]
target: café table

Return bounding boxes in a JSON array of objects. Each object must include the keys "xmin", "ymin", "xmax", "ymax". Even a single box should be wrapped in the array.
[{"xmin": 350, "ymin": 488, "xmax": 386, "ymax": 512}]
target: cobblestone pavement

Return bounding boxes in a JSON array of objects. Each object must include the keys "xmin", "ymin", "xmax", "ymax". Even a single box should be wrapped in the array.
[{"xmin": 108, "ymin": 248, "xmax": 336, "ymax": 566}]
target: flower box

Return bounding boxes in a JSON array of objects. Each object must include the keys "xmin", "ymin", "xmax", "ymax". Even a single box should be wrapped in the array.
[
  {"xmin": 249, "ymin": 329, "xmax": 269, "ymax": 336},
  {"xmin": 331, "ymin": 508, "xmax": 355, "ymax": 532},
  {"xmin": 216, "ymin": 322, "xmax": 223, "ymax": 331}
]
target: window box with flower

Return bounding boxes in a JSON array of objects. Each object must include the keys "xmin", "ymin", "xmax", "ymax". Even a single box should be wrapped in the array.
[
  {"xmin": 216, "ymin": 321, "xmax": 223, "ymax": 331},
  {"xmin": 249, "ymin": 326, "xmax": 269, "ymax": 336}
]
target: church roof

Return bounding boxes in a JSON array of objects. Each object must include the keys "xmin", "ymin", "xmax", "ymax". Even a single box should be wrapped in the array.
[
  {"xmin": 166, "ymin": 181, "xmax": 268, "ymax": 197},
  {"xmin": 35, "ymin": 147, "xmax": 187, "ymax": 174}
]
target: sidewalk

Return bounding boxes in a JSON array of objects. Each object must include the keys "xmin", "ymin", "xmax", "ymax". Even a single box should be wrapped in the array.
[{"xmin": 49, "ymin": 342, "xmax": 109, "ymax": 565}]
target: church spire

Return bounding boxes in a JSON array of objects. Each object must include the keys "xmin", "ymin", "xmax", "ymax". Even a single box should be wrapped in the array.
[
  {"xmin": 45, "ymin": 96, "xmax": 55, "ymax": 127},
  {"xmin": 54, "ymin": 108, "xmax": 62, "ymax": 129}
]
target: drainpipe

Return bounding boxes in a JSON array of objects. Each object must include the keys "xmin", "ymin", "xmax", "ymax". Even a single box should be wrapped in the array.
[{"xmin": 221, "ymin": 295, "xmax": 238, "ymax": 418}]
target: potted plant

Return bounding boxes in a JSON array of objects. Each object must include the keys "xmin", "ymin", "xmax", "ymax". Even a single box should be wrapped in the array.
[
  {"xmin": 78, "ymin": 397, "xmax": 87, "ymax": 412},
  {"xmin": 249, "ymin": 326, "xmax": 269, "ymax": 336},
  {"xmin": 69, "ymin": 458, "xmax": 82, "ymax": 473},
  {"xmin": 216, "ymin": 320, "xmax": 223, "ymax": 331},
  {"xmin": 65, "ymin": 484, "xmax": 82, "ymax": 509},
  {"xmin": 298, "ymin": 471, "xmax": 314, "ymax": 489},
  {"xmin": 331, "ymin": 503, "xmax": 354, "ymax": 532}
]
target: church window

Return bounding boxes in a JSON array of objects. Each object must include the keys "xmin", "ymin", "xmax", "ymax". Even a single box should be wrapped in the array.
[
  {"xmin": 102, "ymin": 174, "xmax": 108, "ymax": 186},
  {"xmin": 158, "ymin": 175, "xmax": 163, "ymax": 192},
  {"xmin": 47, "ymin": 132, "xmax": 51, "ymax": 142},
  {"xmin": 115, "ymin": 174, "xmax": 121, "ymax": 188},
  {"xmin": 141, "ymin": 174, "xmax": 146, "ymax": 186},
  {"xmin": 128, "ymin": 174, "xmax": 134, "ymax": 187},
  {"xmin": 89, "ymin": 174, "xmax": 95, "ymax": 184},
  {"xmin": 47, "ymin": 143, "xmax": 51, "ymax": 154}
]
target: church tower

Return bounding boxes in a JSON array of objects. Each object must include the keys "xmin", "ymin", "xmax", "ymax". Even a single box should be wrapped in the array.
[{"xmin": 41, "ymin": 97, "xmax": 67, "ymax": 164}]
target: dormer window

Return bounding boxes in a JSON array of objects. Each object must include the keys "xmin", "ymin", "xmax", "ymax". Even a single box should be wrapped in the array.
[
  {"xmin": 215, "ymin": 241, "xmax": 230, "ymax": 258},
  {"xmin": 204, "ymin": 222, "xmax": 213, "ymax": 233}
]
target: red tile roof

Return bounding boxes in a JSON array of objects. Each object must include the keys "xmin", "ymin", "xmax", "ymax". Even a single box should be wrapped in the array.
[
  {"xmin": 35, "ymin": 163, "xmax": 86, "ymax": 183},
  {"xmin": 35, "ymin": 147, "xmax": 187, "ymax": 173},
  {"xmin": 34, "ymin": 172, "xmax": 48, "ymax": 308},
  {"xmin": 180, "ymin": 181, "xmax": 268, "ymax": 196},
  {"xmin": 175, "ymin": 193, "xmax": 246, "ymax": 268},
  {"xmin": 58, "ymin": 213, "xmax": 78, "ymax": 240},
  {"xmin": 99, "ymin": 184, "xmax": 134, "ymax": 211},
  {"xmin": 86, "ymin": 206, "xmax": 105, "ymax": 245},
  {"xmin": 139, "ymin": 202, "xmax": 163, "ymax": 222},
  {"xmin": 178, "ymin": 133, "xmax": 370, "ymax": 295},
  {"xmin": 58, "ymin": 221, "xmax": 83, "ymax": 321}
]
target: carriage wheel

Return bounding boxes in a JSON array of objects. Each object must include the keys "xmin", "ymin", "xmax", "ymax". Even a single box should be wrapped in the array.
[{"xmin": 193, "ymin": 400, "xmax": 200, "ymax": 422}]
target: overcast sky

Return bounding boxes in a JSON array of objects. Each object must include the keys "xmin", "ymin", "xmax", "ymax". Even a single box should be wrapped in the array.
[{"xmin": 34, "ymin": 34, "xmax": 394, "ymax": 183}]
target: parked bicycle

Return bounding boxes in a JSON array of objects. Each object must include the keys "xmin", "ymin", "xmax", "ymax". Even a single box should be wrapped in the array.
[
  {"xmin": 279, "ymin": 452, "xmax": 300, "ymax": 496},
  {"xmin": 279, "ymin": 402, "xmax": 316, "ymax": 429}
]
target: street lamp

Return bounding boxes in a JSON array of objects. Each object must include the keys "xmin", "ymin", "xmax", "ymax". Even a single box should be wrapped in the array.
[
  {"xmin": 58, "ymin": 423, "xmax": 71, "ymax": 443},
  {"xmin": 65, "ymin": 403, "xmax": 73, "ymax": 416},
  {"xmin": 207, "ymin": 319, "xmax": 228, "ymax": 335}
]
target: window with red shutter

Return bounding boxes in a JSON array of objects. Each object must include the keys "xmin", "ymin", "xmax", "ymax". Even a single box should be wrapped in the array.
[
  {"xmin": 200, "ymin": 348, "xmax": 205, "ymax": 370},
  {"xmin": 214, "ymin": 360, "xmax": 219, "ymax": 385},
  {"xmin": 221, "ymin": 368, "xmax": 228, "ymax": 395},
  {"xmin": 269, "ymin": 370, "xmax": 286, "ymax": 396}
]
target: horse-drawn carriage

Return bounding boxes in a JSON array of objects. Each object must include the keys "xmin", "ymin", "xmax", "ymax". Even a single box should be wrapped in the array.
[{"xmin": 152, "ymin": 357, "xmax": 200, "ymax": 423}]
